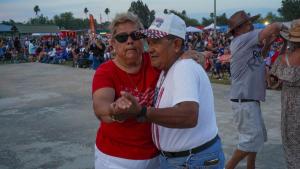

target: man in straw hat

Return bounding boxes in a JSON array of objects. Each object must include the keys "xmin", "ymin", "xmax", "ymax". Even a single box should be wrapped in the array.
[{"xmin": 226, "ymin": 10, "xmax": 288, "ymax": 169}]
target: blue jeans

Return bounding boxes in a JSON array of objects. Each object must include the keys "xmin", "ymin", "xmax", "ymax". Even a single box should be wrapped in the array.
[
  {"xmin": 92, "ymin": 56, "xmax": 101, "ymax": 70},
  {"xmin": 159, "ymin": 137, "xmax": 225, "ymax": 169}
]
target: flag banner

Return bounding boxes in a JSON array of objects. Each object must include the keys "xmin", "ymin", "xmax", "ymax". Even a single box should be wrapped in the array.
[{"xmin": 89, "ymin": 14, "xmax": 96, "ymax": 34}]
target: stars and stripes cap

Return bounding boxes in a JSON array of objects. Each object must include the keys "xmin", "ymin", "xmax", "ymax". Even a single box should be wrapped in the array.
[{"xmin": 140, "ymin": 13, "xmax": 186, "ymax": 40}]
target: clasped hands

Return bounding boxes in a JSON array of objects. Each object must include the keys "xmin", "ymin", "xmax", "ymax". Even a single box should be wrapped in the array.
[{"xmin": 109, "ymin": 91, "xmax": 142, "ymax": 122}]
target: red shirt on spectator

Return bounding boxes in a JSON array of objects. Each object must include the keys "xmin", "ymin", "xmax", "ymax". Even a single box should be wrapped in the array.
[{"xmin": 218, "ymin": 54, "xmax": 231, "ymax": 64}]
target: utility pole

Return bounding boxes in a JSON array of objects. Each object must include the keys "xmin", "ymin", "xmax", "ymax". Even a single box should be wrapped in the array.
[{"xmin": 214, "ymin": 0, "xmax": 217, "ymax": 37}]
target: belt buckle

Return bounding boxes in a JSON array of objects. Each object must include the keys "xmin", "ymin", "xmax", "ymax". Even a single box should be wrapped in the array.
[
  {"xmin": 160, "ymin": 151, "xmax": 167, "ymax": 157},
  {"xmin": 161, "ymin": 151, "xmax": 174, "ymax": 158}
]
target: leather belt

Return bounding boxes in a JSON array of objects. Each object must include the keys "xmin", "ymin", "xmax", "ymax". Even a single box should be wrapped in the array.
[
  {"xmin": 160, "ymin": 135, "xmax": 219, "ymax": 158},
  {"xmin": 230, "ymin": 99, "xmax": 259, "ymax": 103}
]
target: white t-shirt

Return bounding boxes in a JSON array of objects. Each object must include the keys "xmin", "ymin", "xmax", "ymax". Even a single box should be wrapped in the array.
[
  {"xmin": 152, "ymin": 59, "xmax": 218, "ymax": 152},
  {"xmin": 28, "ymin": 43, "xmax": 35, "ymax": 55}
]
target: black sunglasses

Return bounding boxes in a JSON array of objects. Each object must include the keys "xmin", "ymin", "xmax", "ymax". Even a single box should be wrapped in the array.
[{"xmin": 114, "ymin": 31, "xmax": 146, "ymax": 43}]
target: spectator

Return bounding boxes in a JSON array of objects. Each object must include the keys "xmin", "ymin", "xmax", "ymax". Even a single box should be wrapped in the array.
[
  {"xmin": 88, "ymin": 38, "xmax": 106, "ymax": 70},
  {"xmin": 35, "ymin": 45, "xmax": 45, "ymax": 62},
  {"xmin": 226, "ymin": 10, "xmax": 287, "ymax": 169},
  {"xmin": 71, "ymin": 44, "xmax": 80, "ymax": 67},
  {"xmin": 28, "ymin": 40, "xmax": 36, "ymax": 62},
  {"xmin": 14, "ymin": 37, "xmax": 21, "ymax": 52},
  {"xmin": 218, "ymin": 48, "xmax": 231, "ymax": 76},
  {"xmin": 270, "ymin": 19, "xmax": 300, "ymax": 169},
  {"xmin": 0, "ymin": 39, "xmax": 4, "ymax": 61}
]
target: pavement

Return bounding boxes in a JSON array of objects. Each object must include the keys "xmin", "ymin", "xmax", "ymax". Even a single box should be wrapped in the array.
[{"xmin": 0, "ymin": 63, "xmax": 286, "ymax": 169}]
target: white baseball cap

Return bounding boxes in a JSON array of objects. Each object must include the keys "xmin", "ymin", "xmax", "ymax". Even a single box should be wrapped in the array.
[{"xmin": 141, "ymin": 13, "xmax": 186, "ymax": 40}]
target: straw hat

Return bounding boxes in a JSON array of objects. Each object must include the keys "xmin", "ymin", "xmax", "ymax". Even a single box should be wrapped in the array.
[
  {"xmin": 228, "ymin": 10, "xmax": 260, "ymax": 33},
  {"xmin": 280, "ymin": 19, "xmax": 300, "ymax": 42}
]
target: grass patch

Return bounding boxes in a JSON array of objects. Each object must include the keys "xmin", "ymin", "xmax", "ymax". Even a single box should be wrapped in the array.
[
  {"xmin": 208, "ymin": 72, "xmax": 231, "ymax": 85},
  {"xmin": 61, "ymin": 60, "xmax": 74, "ymax": 67},
  {"xmin": 209, "ymin": 77, "xmax": 231, "ymax": 85}
]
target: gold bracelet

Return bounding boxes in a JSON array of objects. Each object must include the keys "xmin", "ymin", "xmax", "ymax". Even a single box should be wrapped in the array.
[
  {"xmin": 110, "ymin": 114, "xmax": 125, "ymax": 123},
  {"xmin": 111, "ymin": 115, "xmax": 117, "ymax": 121}
]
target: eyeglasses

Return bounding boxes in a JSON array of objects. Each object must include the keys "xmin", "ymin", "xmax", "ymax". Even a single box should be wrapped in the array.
[{"xmin": 114, "ymin": 31, "xmax": 145, "ymax": 43}]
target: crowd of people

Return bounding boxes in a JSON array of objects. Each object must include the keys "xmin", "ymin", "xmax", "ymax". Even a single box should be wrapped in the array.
[
  {"xmin": 91, "ymin": 11, "xmax": 299, "ymax": 169},
  {"xmin": 0, "ymin": 34, "xmax": 112, "ymax": 70},
  {"xmin": 1, "ymin": 28, "xmax": 285, "ymax": 90},
  {"xmin": 186, "ymin": 30, "xmax": 232, "ymax": 79},
  {"xmin": 1, "ymin": 10, "xmax": 299, "ymax": 169}
]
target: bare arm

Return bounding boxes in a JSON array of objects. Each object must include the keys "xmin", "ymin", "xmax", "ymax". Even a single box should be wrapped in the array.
[
  {"xmin": 180, "ymin": 50, "xmax": 202, "ymax": 62},
  {"xmin": 114, "ymin": 92, "xmax": 199, "ymax": 128},
  {"xmin": 147, "ymin": 101, "xmax": 199, "ymax": 128},
  {"xmin": 259, "ymin": 22, "xmax": 283, "ymax": 44},
  {"xmin": 261, "ymin": 38, "xmax": 273, "ymax": 58},
  {"xmin": 92, "ymin": 88, "xmax": 115, "ymax": 123}
]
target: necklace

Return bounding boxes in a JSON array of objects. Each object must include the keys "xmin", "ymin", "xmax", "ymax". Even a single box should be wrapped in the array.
[
  {"xmin": 113, "ymin": 58, "xmax": 141, "ymax": 93},
  {"xmin": 126, "ymin": 72, "xmax": 139, "ymax": 93}
]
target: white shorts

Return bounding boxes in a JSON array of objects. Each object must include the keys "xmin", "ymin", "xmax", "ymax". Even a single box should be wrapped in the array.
[
  {"xmin": 232, "ymin": 101, "xmax": 268, "ymax": 152},
  {"xmin": 95, "ymin": 145, "xmax": 160, "ymax": 169}
]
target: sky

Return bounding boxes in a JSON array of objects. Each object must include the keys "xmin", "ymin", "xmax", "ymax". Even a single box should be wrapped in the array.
[{"xmin": 0, "ymin": 0, "xmax": 282, "ymax": 23}]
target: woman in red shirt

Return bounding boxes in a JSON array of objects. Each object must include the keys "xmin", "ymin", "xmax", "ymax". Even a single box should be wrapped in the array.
[{"xmin": 92, "ymin": 12, "xmax": 160, "ymax": 169}]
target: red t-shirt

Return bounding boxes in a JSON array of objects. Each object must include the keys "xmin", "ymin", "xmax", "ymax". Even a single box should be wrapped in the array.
[{"xmin": 92, "ymin": 53, "xmax": 160, "ymax": 160}]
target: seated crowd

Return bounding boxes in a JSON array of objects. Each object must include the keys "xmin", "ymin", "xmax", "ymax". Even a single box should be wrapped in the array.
[
  {"xmin": 0, "ymin": 29, "xmax": 283, "ymax": 89},
  {"xmin": 0, "ymin": 35, "xmax": 112, "ymax": 70},
  {"xmin": 186, "ymin": 30, "xmax": 283, "ymax": 89}
]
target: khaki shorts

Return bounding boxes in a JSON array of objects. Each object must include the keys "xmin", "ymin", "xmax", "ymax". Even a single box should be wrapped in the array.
[{"xmin": 231, "ymin": 101, "xmax": 267, "ymax": 152}]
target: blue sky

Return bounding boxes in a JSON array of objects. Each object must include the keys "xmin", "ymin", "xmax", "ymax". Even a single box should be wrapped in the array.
[{"xmin": 0, "ymin": 0, "xmax": 282, "ymax": 23}]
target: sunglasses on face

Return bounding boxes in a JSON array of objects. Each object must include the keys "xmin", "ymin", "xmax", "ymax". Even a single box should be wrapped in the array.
[{"xmin": 114, "ymin": 31, "xmax": 146, "ymax": 43}]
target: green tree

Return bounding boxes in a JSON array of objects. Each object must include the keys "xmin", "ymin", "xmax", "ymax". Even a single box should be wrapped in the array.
[
  {"xmin": 258, "ymin": 12, "xmax": 283, "ymax": 23},
  {"xmin": 163, "ymin": 9, "xmax": 168, "ymax": 14},
  {"xmin": 278, "ymin": 0, "xmax": 300, "ymax": 21},
  {"xmin": 28, "ymin": 14, "xmax": 53, "ymax": 25},
  {"xmin": 128, "ymin": 0, "xmax": 155, "ymax": 28},
  {"xmin": 201, "ymin": 13, "xmax": 228, "ymax": 26},
  {"xmin": 182, "ymin": 10, "xmax": 186, "ymax": 16},
  {"xmin": 84, "ymin": 7, "xmax": 89, "ymax": 17},
  {"xmin": 99, "ymin": 21, "xmax": 111, "ymax": 30},
  {"xmin": 150, "ymin": 10, "xmax": 155, "ymax": 25},
  {"xmin": 105, "ymin": 8, "xmax": 110, "ymax": 22},
  {"xmin": 216, "ymin": 13, "xmax": 228, "ymax": 25},
  {"xmin": 202, "ymin": 17, "xmax": 212, "ymax": 26},
  {"xmin": 53, "ymin": 12, "xmax": 92, "ymax": 29},
  {"xmin": 33, "ymin": 5, "xmax": 40, "ymax": 16},
  {"xmin": 1, "ymin": 19, "xmax": 23, "ymax": 25}
]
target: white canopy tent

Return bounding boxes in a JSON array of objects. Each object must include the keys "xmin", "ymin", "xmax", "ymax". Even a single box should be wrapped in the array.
[
  {"xmin": 204, "ymin": 23, "xmax": 220, "ymax": 30},
  {"xmin": 32, "ymin": 33, "xmax": 58, "ymax": 36},
  {"xmin": 186, "ymin": 26, "xmax": 203, "ymax": 33}
]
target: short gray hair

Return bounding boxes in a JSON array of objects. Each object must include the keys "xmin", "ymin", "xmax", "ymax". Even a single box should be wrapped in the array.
[
  {"xmin": 109, "ymin": 12, "xmax": 144, "ymax": 36},
  {"xmin": 165, "ymin": 35, "xmax": 185, "ymax": 52}
]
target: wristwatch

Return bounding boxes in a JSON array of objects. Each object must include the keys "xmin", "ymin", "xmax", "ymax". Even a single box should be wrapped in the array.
[{"xmin": 136, "ymin": 106, "xmax": 147, "ymax": 122}]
